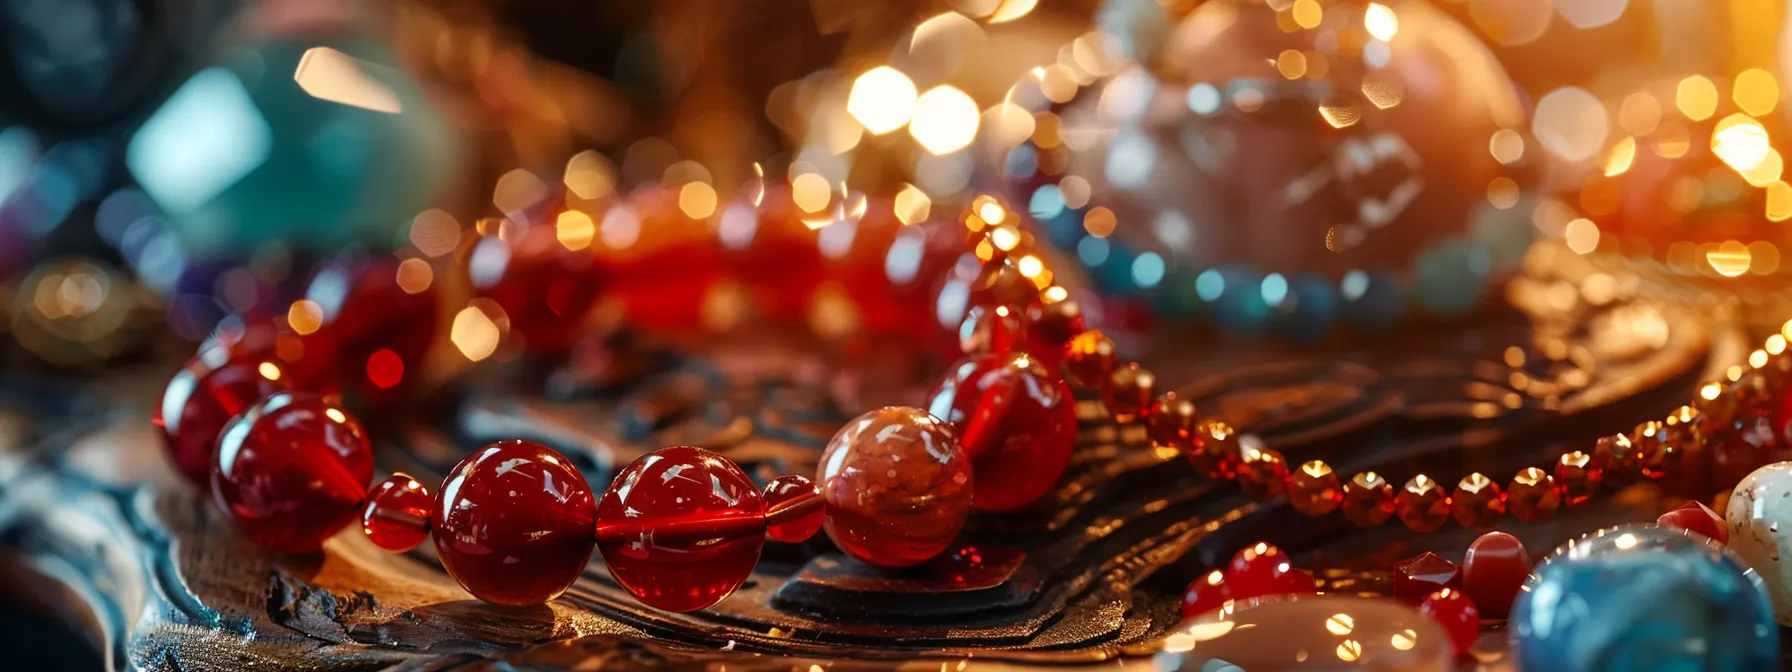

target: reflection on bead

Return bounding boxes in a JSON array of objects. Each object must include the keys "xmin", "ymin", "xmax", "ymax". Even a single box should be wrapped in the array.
[
  {"xmin": 213, "ymin": 393, "xmax": 372, "ymax": 554},
  {"xmin": 958, "ymin": 305, "xmax": 1025, "ymax": 357},
  {"xmin": 1341, "ymin": 471, "xmax": 1395, "ymax": 527},
  {"xmin": 1182, "ymin": 569, "xmax": 1231, "ymax": 618},
  {"xmin": 434, "ymin": 440, "xmax": 597, "ymax": 606},
  {"xmin": 597, "ymin": 445, "xmax": 765, "ymax": 612},
  {"xmin": 1507, "ymin": 467, "xmax": 1560, "ymax": 522},
  {"xmin": 1145, "ymin": 392, "xmax": 1199, "ymax": 449},
  {"xmin": 1190, "ymin": 419, "xmax": 1242, "ymax": 479},
  {"xmin": 1023, "ymin": 294, "xmax": 1083, "ymax": 375},
  {"xmin": 1227, "ymin": 542, "xmax": 1313, "ymax": 598},
  {"xmin": 818, "ymin": 407, "xmax": 972, "ymax": 567},
  {"xmin": 158, "ymin": 347, "xmax": 288, "ymax": 488},
  {"xmin": 1554, "ymin": 450, "xmax": 1602, "ymax": 506},
  {"xmin": 927, "ymin": 354, "xmax": 1075, "ymax": 512},
  {"xmin": 361, "ymin": 473, "xmax": 432, "ymax": 552},
  {"xmin": 1394, "ymin": 551, "xmax": 1462, "ymax": 604},
  {"xmin": 763, "ymin": 475, "xmax": 824, "ymax": 543},
  {"xmin": 1102, "ymin": 362, "xmax": 1155, "ymax": 423},
  {"xmin": 1417, "ymin": 588, "xmax": 1480, "ymax": 656},
  {"xmin": 1631, "ymin": 420, "xmax": 1675, "ymax": 480},
  {"xmin": 1235, "ymin": 437, "xmax": 1288, "ymax": 501},
  {"xmin": 1450, "ymin": 473, "xmax": 1505, "ymax": 530},
  {"xmin": 1287, "ymin": 460, "xmax": 1342, "ymax": 516},
  {"xmin": 1062, "ymin": 330, "xmax": 1117, "ymax": 388},
  {"xmin": 1594, "ymin": 433, "xmax": 1641, "ymax": 487},
  {"xmin": 1658, "ymin": 500, "xmax": 1727, "ymax": 544},
  {"xmin": 1396, "ymin": 475, "xmax": 1451, "ymax": 533}
]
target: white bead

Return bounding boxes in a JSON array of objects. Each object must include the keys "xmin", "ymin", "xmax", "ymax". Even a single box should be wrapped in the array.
[{"xmin": 1726, "ymin": 461, "xmax": 1792, "ymax": 626}]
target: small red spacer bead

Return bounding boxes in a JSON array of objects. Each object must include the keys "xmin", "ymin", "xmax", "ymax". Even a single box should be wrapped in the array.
[
  {"xmin": 361, "ymin": 473, "xmax": 432, "ymax": 552},
  {"xmin": 763, "ymin": 474, "xmax": 824, "ymax": 544}
]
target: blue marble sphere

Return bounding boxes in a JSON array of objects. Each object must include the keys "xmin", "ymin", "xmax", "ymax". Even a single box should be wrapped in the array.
[{"xmin": 1511, "ymin": 524, "xmax": 1777, "ymax": 672}]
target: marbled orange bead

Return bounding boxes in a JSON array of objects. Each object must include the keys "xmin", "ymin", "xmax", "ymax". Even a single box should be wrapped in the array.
[
  {"xmin": 1507, "ymin": 467, "xmax": 1560, "ymax": 522},
  {"xmin": 1146, "ymin": 392, "xmax": 1199, "ymax": 449},
  {"xmin": 1287, "ymin": 460, "xmax": 1343, "ymax": 516},
  {"xmin": 1554, "ymin": 450, "xmax": 1602, "ymax": 506},
  {"xmin": 1449, "ymin": 473, "xmax": 1505, "ymax": 530},
  {"xmin": 1190, "ymin": 419, "xmax": 1242, "ymax": 479},
  {"xmin": 1235, "ymin": 438, "xmax": 1288, "ymax": 501},
  {"xmin": 1062, "ymin": 330, "xmax": 1116, "ymax": 388},
  {"xmin": 1102, "ymin": 363, "xmax": 1155, "ymax": 423},
  {"xmin": 1396, "ymin": 475, "xmax": 1451, "ymax": 533},
  {"xmin": 1341, "ymin": 471, "xmax": 1395, "ymax": 527}
]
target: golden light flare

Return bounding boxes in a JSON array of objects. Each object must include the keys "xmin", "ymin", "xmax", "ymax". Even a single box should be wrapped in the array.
[
  {"xmin": 990, "ymin": 225, "xmax": 1021, "ymax": 251},
  {"xmin": 395, "ymin": 258, "xmax": 433, "ymax": 295},
  {"xmin": 1602, "ymin": 136, "xmax": 1636, "ymax": 176},
  {"xmin": 409, "ymin": 209, "xmax": 461, "ymax": 257},
  {"xmin": 1487, "ymin": 177, "xmax": 1520, "ymax": 209},
  {"xmin": 287, "ymin": 300, "xmax": 324, "ymax": 335},
  {"xmin": 847, "ymin": 66, "xmax": 918, "ymax": 135},
  {"xmin": 1707, "ymin": 240, "xmax": 1752, "ymax": 277},
  {"xmin": 1564, "ymin": 218, "xmax": 1600, "ymax": 254},
  {"xmin": 564, "ymin": 150, "xmax": 615, "ymax": 201},
  {"xmin": 1618, "ymin": 92, "xmax": 1661, "ymax": 135},
  {"xmin": 1017, "ymin": 255, "xmax": 1045, "ymax": 278},
  {"xmin": 293, "ymin": 47, "xmax": 402, "ymax": 114},
  {"xmin": 555, "ymin": 210, "xmax": 596, "ymax": 250},
  {"xmin": 1319, "ymin": 98, "xmax": 1362, "ymax": 128},
  {"xmin": 978, "ymin": 200, "xmax": 1007, "ymax": 224},
  {"xmin": 1276, "ymin": 50, "xmax": 1307, "ymax": 79},
  {"xmin": 1364, "ymin": 3, "xmax": 1399, "ymax": 41},
  {"xmin": 1742, "ymin": 149, "xmax": 1784, "ymax": 187},
  {"xmin": 987, "ymin": 0, "xmax": 1039, "ymax": 23},
  {"xmin": 1713, "ymin": 114, "xmax": 1772, "ymax": 171},
  {"xmin": 678, "ymin": 181, "xmax": 719, "ymax": 219},
  {"xmin": 1489, "ymin": 129, "xmax": 1525, "ymax": 164},
  {"xmin": 1291, "ymin": 0, "xmax": 1322, "ymax": 29},
  {"xmin": 910, "ymin": 85, "xmax": 981, "ymax": 154},
  {"xmin": 792, "ymin": 173, "xmax": 832, "ymax": 213},
  {"xmin": 1360, "ymin": 73, "xmax": 1403, "ymax": 109},
  {"xmin": 451, "ymin": 302, "xmax": 505, "ymax": 362},
  {"xmin": 1735, "ymin": 68, "xmax": 1779, "ymax": 117},
  {"xmin": 1676, "ymin": 76, "xmax": 1719, "ymax": 121},
  {"xmin": 1768, "ymin": 181, "xmax": 1792, "ymax": 221},
  {"xmin": 894, "ymin": 184, "xmax": 932, "ymax": 224},
  {"xmin": 1083, "ymin": 206, "xmax": 1117, "ymax": 237},
  {"xmin": 493, "ymin": 168, "xmax": 548, "ymax": 215},
  {"xmin": 257, "ymin": 361, "xmax": 283, "ymax": 381}
]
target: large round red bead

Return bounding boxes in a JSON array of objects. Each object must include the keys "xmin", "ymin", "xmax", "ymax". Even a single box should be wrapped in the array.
[
  {"xmin": 157, "ymin": 346, "xmax": 288, "ymax": 487},
  {"xmin": 1417, "ymin": 588, "xmax": 1481, "ymax": 655},
  {"xmin": 818, "ymin": 407, "xmax": 973, "ymax": 567},
  {"xmin": 212, "ymin": 393, "xmax": 372, "ymax": 553},
  {"xmin": 596, "ymin": 446, "xmax": 766, "ymax": 612},
  {"xmin": 433, "ymin": 440, "xmax": 597, "ymax": 605},
  {"xmin": 361, "ymin": 473, "xmax": 432, "ymax": 552},
  {"xmin": 926, "ymin": 353, "xmax": 1076, "ymax": 511}
]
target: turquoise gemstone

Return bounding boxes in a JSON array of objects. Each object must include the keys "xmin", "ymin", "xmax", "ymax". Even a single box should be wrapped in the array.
[
  {"xmin": 127, "ymin": 34, "xmax": 457, "ymax": 258},
  {"xmin": 1410, "ymin": 236, "xmax": 1491, "ymax": 318},
  {"xmin": 1512, "ymin": 524, "xmax": 1777, "ymax": 672}
]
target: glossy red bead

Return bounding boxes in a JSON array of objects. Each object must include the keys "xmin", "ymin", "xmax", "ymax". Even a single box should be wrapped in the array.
[
  {"xmin": 1182, "ymin": 569, "xmax": 1232, "ymax": 618},
  {"xmin": 1461, "ymin": 531, "xmax": 1530, "ymax": 619},
  {"xmin": 1393, "ymin": 551, "xmax": 1461, "ymax": 604},
  {"xmin": 1417, "ymin": 588, "xmax": 1480, "ymax": 655},
  {"xmin": 597, "ymin": 446, "xmax": 766, "ymax": 612},
  {"xmin": 1657, "ymin": 500, "xmax": 1728, "ymax": 543},
  {"xmin": 300, "ymin": 258, "xmax": 440, "ymax": 404},
  {"xmin": 1227, "ymin": 542, "xmax": 1300, "ymax": 599},
  {"xmin": 1022, "ymin": 294, "xmax": 1084, "ymax": 375},
  {"xmin": 470, "ymin": 225, "xmax": 604, "ymax": 355},
  {"xmin": 817, "ymin": 407, "xmax": 973, "ymax": 568},
  {"xmin": 958, "ymin": 305, "xmax": 1026, "ymax": 357},
  {"xmin": 926, "ymin": 354, "xmax": 1075, "ymax": 512},
  {"xmin": 157, "ymin": 346, "xmax": 288, "ymax": 487},
  {"xmin": 361, "ymin": 473, "xmax": 432, "ymax": 552},
  {"xmin": 1396, "ymin": 475, "xmax": 1451, "ymax": 533},
  {"xmin": 434, "ymin": 440, "xmax": 597, "ymax": 606},
  {"xmin": 763, "ymin": 475, "xmax": 824, "ymax": 543},
  {"xmin": 1062, "ymin": 330, "xmax": 1117, "ymax": 388},
  {"xmin": 212, "ymin": 393, "xmax": 372, "ymax": 554}
]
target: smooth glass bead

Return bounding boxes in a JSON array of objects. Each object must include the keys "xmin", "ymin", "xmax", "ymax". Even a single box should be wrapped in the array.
[
  {"xmin": 1396, "ymin": 475, "xmax": 1450, "ymax": 533},
  {"xmin": 471, "ymin": 226, "xmax": 605, "ymax": 356},
  {"xmin": 1462, "ymin": 531, "xmax": 1530, "ymax": 619},
  {"xmin": 1513, "ymin": 525, "xmax": 1777, "ymax": 671},
  {"xmin": 1062, "ymin": 330, "xmax": 1116, "ymax": 388},
  {"xmin": 1287, "ymin": 460, "xmax": 1342, "ymax": 516},
  {"xmin": 1658, "ymin": 500, "xmax": 1727, "ymax": 544},
  {"xmin": 158, "ymin": 346, "xmax": 288, "ymax": 487},
  {"xmin": 1235, "ymin": 438, "xmax": 1288, "ymax": 501},
  {"xmin": 1189, "ymin": 419, "xmax": 1241, "ymax": 479},
  {"xmin": 926, "ymin": 354, "xmax": 1076, "ymax": 512},
  {"xmin": 434, "ymin": 440, "xmax": 597, "ymax": 606},
  {"xmin": 1145, "ymin": 392, "xmax": 1198, "ymax": 449},
  {"xmin": 1022, "ymin": 295, "xmax": 1084, "ymax": 375},
  {"xmin": 1553, "ymin": 451, "xmax": 1601, "ymax": 506},
  {"xmin": 1417, "ymin": 588, "xmax": 1480, "ymax": 656},
  {"xmin": 957, "ymin": 305, "xmax": 1025, "ymax": 357},
  {"xmin": 1507, "ymin": 467, "xmax": 1560, "ymax": 522},
  {"xmin": 1592, "ymin": 433, "xmax": 1640, "ymax": 487},
  {"xmin": 1101, "ymin": 362, "xmax": 1155, "ymax": 423},
  {"xmin": 1227, "ymin": 542, "xmax": 1297, "ymax": 598},
  {"xmin": 1169, "ymin": 595, "xmax": 1453, "ymax": 670},
  {"xmin": 966, "ymin": 257, "xmax": 1037, "ymax": 312},
  {"xmin": 817, "ymin": 407, "xmax": 972, "ymax": 567},
  {"xmin": 1449, "ymin": 472, "xmax": 1505, "ymax": 529},
  {"xmin": 298, "ymin": 258, "xmax": 440, "ymax": 405},
  {"xmin": 763, "ymin": 475, "xmax": 824, "ymax": 543},
  {"xmin": 1659, "ymin": 406, "xmax": 1710, "ymax": 497},
  {"xmin": 1341, "ymin": 471, "xmax": 1395, "ymax": 527},
  {"xmin": 1182, "ymin": 569, "xmax": 1231, "ymax": 618},
  {"xmin": 1394, "ymin": 551, "xmax": 1461, "ymax": 604},
  {"xmin": 360, "ymin": 473, "xmax": 432, "ymax": 552},
  {"xmin": 597, "ymin": 445, "xmax": 765, "ymax": 612},
  {"xmin": 212, "ymin": 393, "xmax": 372, "ymax": 554}
]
